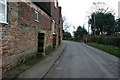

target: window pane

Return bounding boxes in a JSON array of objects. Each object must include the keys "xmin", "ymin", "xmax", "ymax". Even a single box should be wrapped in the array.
[
  {"xmin": 0, "ymin": 3, "xmax": 5, "ymax": 22},
  {"xmin": 54, "ymin": 0, "xmax": 57, "ymax": 8},
  {"xmin": 35, "ymin": 12, "xmax": 37, "ymax": 20},
  {"xmin": 53, "ymin": 20, "xmax": 55, "ymax": 34},
  {"xmin": 36, "ymin": 13, "xmax": 38, "ymax": 20},
  {"xmin": 35, "ymin": 11, "xmax": 38, "ymax": 21}
]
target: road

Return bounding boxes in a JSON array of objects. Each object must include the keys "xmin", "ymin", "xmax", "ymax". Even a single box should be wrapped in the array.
[{"xmin": 44, "ymin": 41, "xmax": 119, "ymax": 78}]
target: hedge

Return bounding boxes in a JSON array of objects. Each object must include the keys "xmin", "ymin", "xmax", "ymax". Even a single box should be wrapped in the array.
[{"xmin": 88, "ymin": 36, "xmax": 120, "ymax": 47}]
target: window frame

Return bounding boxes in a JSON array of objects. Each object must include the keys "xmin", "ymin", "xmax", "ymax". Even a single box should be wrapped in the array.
[
  {"xmin": 52, "ymin": 20, "xmax": 55, "ymax": 34},
  {"xmin": 35, "ymin": 11, "xmax": 39, "ymax": 22},
  {"xmin": 0, "ymin": 0, "xmax": 7, "ymax": 24},
  {"xmin": 54, "ymin": 0, "xmax": 57, "ymax": 8}
]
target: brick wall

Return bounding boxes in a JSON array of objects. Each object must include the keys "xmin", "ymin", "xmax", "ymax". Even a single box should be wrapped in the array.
[
  {"xmin": 1, "ymin": 2, "xmax": 53, "ymax": 73},
  {"xmin": 0, "ymin": 24, "xmax": 2, "ymax": 79},
  {"xmin": 51, "ymin": 2, "xmax": 62, "ymax": 47},
  {"xmin": 0, "ymin": 1, "xmax": 63, "ymax": 75},
  {"xmin": 51, "ymin": 2, "xmax": 59, "ymax": 25},
  {"xmin": 18, "ymin": 2, "xmax": 51, "ymax": 29}
]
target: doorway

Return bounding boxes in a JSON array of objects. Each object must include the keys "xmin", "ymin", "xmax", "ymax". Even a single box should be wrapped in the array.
[
  {"xmin": 38, "ymin": 33, "xmax": 44, "ymax": 53},
  {"xmin": 53, "ymin": 35, "xmax": 56, "ymax": 48},
  {"xmin": 58, "ymin": 28, "xmax": 61, "ymax": 46},
  {"xmin": 59, "ymin": 35, "xmax": 61, "ymax": 46}
]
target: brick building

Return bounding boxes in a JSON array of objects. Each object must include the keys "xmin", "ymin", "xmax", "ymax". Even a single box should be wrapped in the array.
[{"xmin": 0, "ymin": 0, "xmax": 63, "ymax": 75}]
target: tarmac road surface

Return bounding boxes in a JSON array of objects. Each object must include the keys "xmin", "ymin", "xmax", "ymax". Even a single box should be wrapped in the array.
[{"xmin": 45, "ymin": 41, "xmax": 119, "ymax": 78}]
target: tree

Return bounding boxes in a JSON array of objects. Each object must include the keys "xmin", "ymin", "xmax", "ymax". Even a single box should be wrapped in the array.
[
  {"xmin": 63, "ymin": 32, "xmax": 72, "ymax": 40},
  {"xmin": 88, "ymin": 2, "xmax": 116, "ymax": 35},
  {"xmin": 104, "ymin": 13, "xmax": 116, "ymax": 35},
  {"xmin": 62, "ymin": 16, "xmax": 72, "ymax": 32},
  {"xmin": 74, "ymin": 26, "xmax": 88, "ymax": 40},
  {"xmin": 89, "ymin": 12, "xmax": 116, "ymax": 35},
  {"xmin": 116, "ymin": 19, "xmax": 120, "ymax": 32},
  {"xmin": 88, "ymin": 2, "xmax": 115, "ymax": 15},
  {"xmin": 62, "ymin": 16, "xmax": 72, "ymax": 40}
]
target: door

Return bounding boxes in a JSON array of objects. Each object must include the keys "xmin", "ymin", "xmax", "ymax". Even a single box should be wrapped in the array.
[
  {"xmin": 53, "ymin": 35, "xmax": 56, "ymax": 48},
  {"xmin": 59, "ymin": 35, "xmax": 61, "ymax": 46},
  {"xmin": 58, "ymin": 28, "xmax": 61, "ymax": 46},
  {"xmin": 38, "ymin": 33, "xmax": 44, "ymax": 53}
]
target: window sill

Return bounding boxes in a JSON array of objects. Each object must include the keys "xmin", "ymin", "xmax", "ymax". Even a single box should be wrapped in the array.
[
  {"xmin": 35, "ymin": 20, "xmax": 39, "ymax": 23},
  {"xmin": 53, "ymin": 33, "xmax": 56, "ymax": 35},
  {"xmin": 54, "ymin": 6, "xmax": 57, "ymax": 9},
  {"xmin": 0, "ymin": 21, "xmax": 8, "ymax": 24}
]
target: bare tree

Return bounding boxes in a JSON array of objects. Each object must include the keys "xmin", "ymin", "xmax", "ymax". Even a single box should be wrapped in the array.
[
  {"xmin": 62, "ymin": 16, "xmax": 72, "ymax": 32},
  {"xmin": 87, "ymin": 2, "xmax": 116, "ymax": 35},
  {"xmin": 87, "ymin": 2, "xmax": 115, "ymax": 15}
]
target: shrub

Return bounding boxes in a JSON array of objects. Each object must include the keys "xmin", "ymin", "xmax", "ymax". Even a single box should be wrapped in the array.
[{"xmin": 88, "ymin": 36, "xmax": 120, "ymax": 47}]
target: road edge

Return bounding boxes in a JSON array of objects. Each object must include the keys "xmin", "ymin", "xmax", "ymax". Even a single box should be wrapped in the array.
[
  {"xmin": 17, "ymin": 42, "xmax": 66, "ymax": 78},
  {"xmin": 41, "ymin": 42, "xmax": 66, "ymax": 79}
]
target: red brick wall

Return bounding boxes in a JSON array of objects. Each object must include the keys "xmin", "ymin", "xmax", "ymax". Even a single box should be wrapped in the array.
[
  {"xmin": 1, "ymin": 1, "xmax": 63, "ymax": 74},
  {"xmin": 83, "ymin": 34, "xmax": 88, "ymax": 41},
  {"xmin": 51, "ymin": 2, "xmax": 59, "ymax": 25},
  {"xmin": 1, "ymin": 2, "xmax": 53, "ymax": 73},
  {"xmin": 18, "ymin": 2, "xmax": 51, "ymax": 29},
  {"xmin": 51, "ymin": 2, "xmax": 63, "ymax": 47},
  {"xmin": 0, "ymin": 24, "xmax": 2, "ymax": 79}
]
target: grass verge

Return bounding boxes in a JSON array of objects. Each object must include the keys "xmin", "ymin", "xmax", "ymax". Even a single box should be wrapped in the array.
[{"xmin": 86, "ymin": 43, "xmax": 120, "ymax": 58}]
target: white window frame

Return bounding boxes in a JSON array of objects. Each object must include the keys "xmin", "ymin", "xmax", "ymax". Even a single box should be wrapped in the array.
[
  {"xmin": 53, "ymin": 20, "xmax": 55, "ymax": 34},
  {"xmin": 0, "ymin": 0, "xmax": 7, "ymax": 24},
  {"xmin": 54, "ymin": 0, "xmax": 57, "ymax": 8},
  {"xmin": 35, "ymin": 11, "xmax": 39, "ymax": 22}
]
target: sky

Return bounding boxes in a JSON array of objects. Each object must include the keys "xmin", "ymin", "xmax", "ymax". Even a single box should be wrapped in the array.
[{"xmin": 58, "ymin": 0, "xmax": 120, "ymax": 35}]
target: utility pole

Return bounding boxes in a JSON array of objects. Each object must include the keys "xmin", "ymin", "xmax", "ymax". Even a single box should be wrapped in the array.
[
  {"xmin": 88, "ymin": 24, "xmax": 90, "ymax": 35},
  {"xmin": 88, "ymin": 16, "xmax": 90, "ymax": 35}
]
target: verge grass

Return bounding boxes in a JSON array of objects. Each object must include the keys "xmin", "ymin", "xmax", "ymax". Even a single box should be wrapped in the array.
[{"xmin": 86, "ymin": 43, "xmax": 120, "ymax": 58}]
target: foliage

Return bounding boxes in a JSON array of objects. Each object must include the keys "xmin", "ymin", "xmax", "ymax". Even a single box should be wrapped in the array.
[
  {"xmin": 73, "ymin": 26, "xmax": 88, "ymax": 40},
  {"xmin": 62, "ymin": 16, "xmax": 74, "ymax": 40},
  {"xmin": 88, "ymin": 2, "xmax": 115, "ymax": 15},
  {"xmin": 88, "ymin": 36, "xmax": 120, "ymax": 47},
  {"xmin": 62, "ymin": 16, "xmax": 72, "ymax": 32},
  {"xmin": 86, "ymin": 43, "xmax": 120, "ymax": 58},
  {"xmin": 63, "ymin": 31, "xmax": 72, "ymax": 40},
  {"xmin": 89, "ymin": 12, "xmax": 116, "ymax": 35},
  {"xmin": 116, "ymin": 18, "xmax": 120, "ymax": 32},
  {"xmin": 88, "ymin": 2, "xmax": 117, "ymax": 35}
]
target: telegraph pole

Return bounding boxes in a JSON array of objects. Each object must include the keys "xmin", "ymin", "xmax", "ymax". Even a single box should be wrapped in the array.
[
  {"xmin": 88, "ymin": 24, "xmax": 89, "ymax": 35},
  {"xmin": 88, "ymin": 16, "xmax": 90, "ymax": 35}
]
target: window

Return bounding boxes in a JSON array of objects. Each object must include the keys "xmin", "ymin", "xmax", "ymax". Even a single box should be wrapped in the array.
[
  {"xmin": 54, "ymin": 0, "xmax": 57, "ymax": 8},
  {"xmin": 0, "ymin": 0, "xmax": 7, "ymax": 24},
  {"xmin": 35, "ymin": 11, "xmax": 39, "ymax": 22},
  {"xmin": 53, "ymin": 20, "xmax": 55, "ymax": 34}
]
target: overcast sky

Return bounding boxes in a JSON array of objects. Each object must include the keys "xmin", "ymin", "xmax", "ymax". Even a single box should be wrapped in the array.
[{"xmin": 58, "ymin": 0, "xmax": 120, "ymax": 35}]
